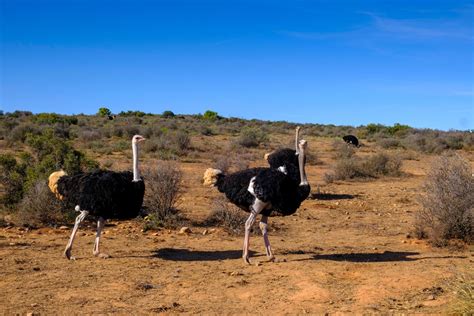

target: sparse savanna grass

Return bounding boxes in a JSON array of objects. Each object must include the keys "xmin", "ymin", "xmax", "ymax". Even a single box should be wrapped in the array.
[
  {"xmin": 415, "ymin": 153, "xmax": 473, "ymax": 246},
  {"xmin": 446, "ymin": 269, "xmax": 474, "ymax": 314},
  {"xmin": 325, "ymin": 151, "xmax": 403, "ymax": 182},
  {"xmin": 15, "ymin": 180, "xmax": 74, "ymax": 228},
  {"xmin": 143, "ymin": 161, "xmax": 186, "ymax": 230}
]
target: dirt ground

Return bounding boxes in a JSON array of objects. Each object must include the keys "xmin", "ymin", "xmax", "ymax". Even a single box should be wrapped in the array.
[{"xmin": 1, "ymin": 138, "xmax": 473, "ymax": 314}]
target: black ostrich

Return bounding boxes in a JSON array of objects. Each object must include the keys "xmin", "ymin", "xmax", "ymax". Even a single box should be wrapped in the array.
[
  {"xmin": 204, "ymin": 139, "xmax": 310, "ymax": 264},
  {"xmin": 48, "ymin": 135, "xmax": 146, "ymax": 260},
  {"xmin": 342, "ymin": 135, "xmax": 359, "ymax": 147}
]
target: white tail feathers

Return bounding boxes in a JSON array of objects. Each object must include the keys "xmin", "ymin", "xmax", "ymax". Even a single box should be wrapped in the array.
[
  {"xmin": 48, "ymin": 170, "xmax": 67, "ymax": 200},
  {"xmin": 203, "ymin": 168, "xmax": 223, "ymax": 186}
]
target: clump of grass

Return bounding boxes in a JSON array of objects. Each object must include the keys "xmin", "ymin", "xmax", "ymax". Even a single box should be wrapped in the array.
[
  {"xmin": 143, "ymin": 162, "xmax": 185, "ymax": 230},
  {"xmin": 414, "ymin": 153, "xmax": 473, "ymax": 246},
  {"xmin": 15, "ymin": 180, "xmax": 73, "ymax": 227}
]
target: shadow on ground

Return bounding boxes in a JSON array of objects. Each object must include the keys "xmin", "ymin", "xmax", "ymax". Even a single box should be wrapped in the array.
[
  {"xmin": 152, "ymin": 248, "xmax": 256, "ymax": 261},
  {"xmin": 310, "ymin": 193, "xmax": 359, "ymax": 200},
  {"xmin": 290, "ymin": 251, "xmax": 467, "ymax": 263}
]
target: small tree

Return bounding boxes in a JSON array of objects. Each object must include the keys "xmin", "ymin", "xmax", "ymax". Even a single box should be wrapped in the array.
[
  {"xmin": 97, "ymin": 107, "xmax": 112, "ymax": 116},
  {"xmin": 203, "ymin": 110, "xmax": 219, "ymax": 120},
  {"xmin": 162, "ymin": 110, "xmax": 175, "ymax": 118}
]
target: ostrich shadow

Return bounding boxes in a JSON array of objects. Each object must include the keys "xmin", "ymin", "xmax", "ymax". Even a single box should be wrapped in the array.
[
  {"xmin": 309, "ymin": 193, "xmax": 359, "ymax": 200},
  {"xmin": 151, "ymin": 248, "xmax": 256, "ymax": 261},
  {"xmin": 292, "ymin": 251, "xmax": 467, "ymax": 262}
]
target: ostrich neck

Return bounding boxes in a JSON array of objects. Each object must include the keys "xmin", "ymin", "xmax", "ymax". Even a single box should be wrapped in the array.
[
  {"xmin": 295, "ymin": 129, "xmax": 300, "ymax": 154},
  {"xmin": 132, "ymin": 142, "xmax": 141, "ymax": 181},
  {"xmin": 298, "ymin": 147, "xmax": 308, "ymax": 186}
]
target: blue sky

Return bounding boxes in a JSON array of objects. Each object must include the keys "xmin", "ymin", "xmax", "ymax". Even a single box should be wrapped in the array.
[{"xmin": 1, "ymin": 0, "xmax": 473, "ymax": 130}]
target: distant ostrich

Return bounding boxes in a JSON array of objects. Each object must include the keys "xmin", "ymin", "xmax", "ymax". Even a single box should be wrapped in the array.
[
  {"xmin": 343, "ymin": 135, "xmax": 359, "ymax": 147},
  {"xmin": 204, "ymin": 139, "xmax": 310, "ymax": 264},
  {"xmin": 48, "ymin": 135, "xmax": 146, "ymax": 260}
]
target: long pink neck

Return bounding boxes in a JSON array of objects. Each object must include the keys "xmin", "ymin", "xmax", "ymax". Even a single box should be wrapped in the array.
[
  {"xmin": 132, "ymin": 141, "xmax": 140, "ymax": 181},
  {"xmin": 298, "ymin": 145, "xmax": 308, "ymax": 186}
]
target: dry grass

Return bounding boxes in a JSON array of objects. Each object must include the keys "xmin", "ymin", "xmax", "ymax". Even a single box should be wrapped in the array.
[
  {"xmin": 415, "ymin": 153, "xmax": 474, "ymax": 246},
  {"xmin": 446, "ymin": 269, "xmax": 474, "ymax": 314}
]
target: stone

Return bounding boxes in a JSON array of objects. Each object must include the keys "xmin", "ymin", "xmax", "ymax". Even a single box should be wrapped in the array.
[{"xmin": 179, "ymin": 227, "xmax": 191, "ymax": 234}]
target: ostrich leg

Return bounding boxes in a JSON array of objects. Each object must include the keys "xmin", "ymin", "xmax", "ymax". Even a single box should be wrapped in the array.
[
  {"xmin": 64, "ymin": 208, "xmax": 89, "ymax": 260},
  {"xmin": 93, "ymin": 217, "xmax": 110, "ymax": 258},
  {"xmin": 259, "ymin": 215, "xmax": 275, "ymax": 261},
  {"xmin": 243, "ymin": 198, "xmax": 267, "ymax": 264}
]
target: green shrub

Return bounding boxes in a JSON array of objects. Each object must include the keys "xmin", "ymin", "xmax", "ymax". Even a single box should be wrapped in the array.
[
  {"xmin": 237, "ymin": 127, "xmax": 269, "ymax": 148},
  {"xmin": 97, "ymin": 107, "xmax": 112, "ymax": 116},
  {"xmin": 162, "ymin": 110, "xmax": 175, "ymax": 118},
  {"xmin": 119, "ymin": 110, "xmax": 146, "ymax": 117},
  {"xmin": 0, "ymin": 154, "xmax": 27, "ymax": 206},
  {"xmin": 203, "ymin": 110, "xmax": 219, "ymax": 120},
  {"xmin": 32, "ymin": 113, "xmax": 77, "ymax": 125}
]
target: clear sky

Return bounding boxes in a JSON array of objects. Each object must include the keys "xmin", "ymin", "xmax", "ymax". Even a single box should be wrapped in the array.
[{"xmin": 1, "ymin": 0, "xmax": 473, "ymax": 130}]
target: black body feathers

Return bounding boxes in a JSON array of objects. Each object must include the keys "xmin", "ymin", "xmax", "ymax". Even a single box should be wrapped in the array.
[
  {"xmin": 57, "ymin": 170, "xmax": 145, "ymax": 219},
  {"xmin": 343, "ymin": 135, "xmax": 359, "ymax": 147},
  {"xmin": 216, "ymin": 167, "xmax": 310, "ymax": 217}
]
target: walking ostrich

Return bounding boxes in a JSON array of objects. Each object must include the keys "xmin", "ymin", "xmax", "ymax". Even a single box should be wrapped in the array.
[
  {"xmin": 48, "ymin": 135, "xmax": 146, "ymax": 260},
  {"xmin": 204, "ymin": 139, "xmax": 310, "ymax": 264}
]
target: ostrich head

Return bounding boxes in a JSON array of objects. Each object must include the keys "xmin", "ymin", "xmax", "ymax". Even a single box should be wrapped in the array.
[
  {"xmin": 203, "ymin": 168, "xmax": 223, "ymax": 186},
  {"xmin": 132, "ymin": 135, "xmax": 146, "ymax": 144},
  {"xmin": 48, "ymin": 170, "xmax": 68, "ymax": 200}
]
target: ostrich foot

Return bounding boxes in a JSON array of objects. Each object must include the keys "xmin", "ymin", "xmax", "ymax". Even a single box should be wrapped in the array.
[
  {"xmin": 94, "ymin": 252, "xmax": 110, "ymax": 259},
  {"xmin": 243, "ymin": 255, "xmax": 251, "ymax": 265},
  {"xmin": 64, "ymin": 248, "xmax": 76, "ymax": 260}
]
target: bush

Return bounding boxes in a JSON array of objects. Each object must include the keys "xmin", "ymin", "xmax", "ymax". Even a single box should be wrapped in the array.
[
  {"xmin": 143, "ymin": 162, "xmax": 184, "ymax": 229},
  {"xmin": 204, "ymin": 197, "xmax": 257, "ymax": 235},
  {"xmin": 0, "ymin": 154, "xmax": 27, "ymax": 206},
  {"xmin": 97, "ymin": 107, "xmax": 112, "ymax": 116},
  {"xmin": 237, "ymin": 127, "xmax": 269, "ymax": 148},
  {"xmin": 378, "ymin": 138, "xmax": 401, "ymax": 149},
  {"xmin": 325, "ymin": 152, "xmax": 402, "ymax": 182},
  {"xmin": 162, "ymin": 110, "xmax": 175, "ymax": 118},
  {"xmin": 9, "ymin": 123, "xmax": 41, "ymax": 143},
  {"xmin": 332, "ymin": 140, "xmax": 355, "ymax": 159},
  {"xmin": 203, "ymin": 110, "xmax": 219, "ymax": 120},
  {"xmin": 15, "ymin": 180, "xmax": 72, "ymax": 227},
  {"xmin": 415, "ymin": 154, "xmax": 473, "ymax": 246}
]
